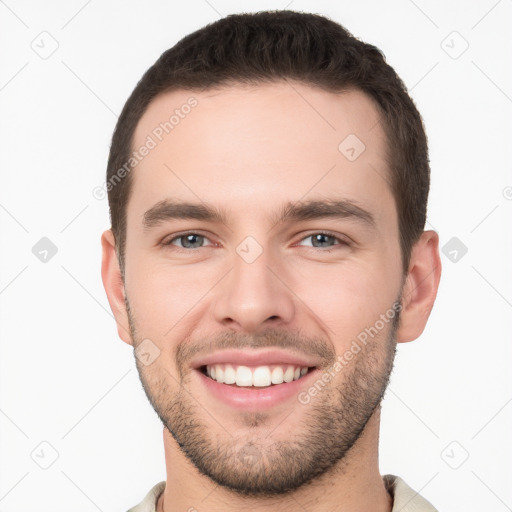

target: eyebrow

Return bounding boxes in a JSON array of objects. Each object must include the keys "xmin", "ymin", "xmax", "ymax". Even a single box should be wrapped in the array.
[{"xmin": 142, "ymin": 198, "xmax": 376, "ymax": 232}]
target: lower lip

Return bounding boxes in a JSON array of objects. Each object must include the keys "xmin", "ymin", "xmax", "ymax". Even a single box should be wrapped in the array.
[{"xmin": 195, "ymin": 368, "xmax": 319, "ymax": 410}]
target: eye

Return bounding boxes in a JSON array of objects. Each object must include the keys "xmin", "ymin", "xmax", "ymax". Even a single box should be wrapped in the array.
[
  {"xmin": 296, "ymin": 232, "xmax": 349, "ymax": 251},
  {"xmin": 160, "ymin": 231, "xmax": 349, "ymax": 252},
  {"xmin": 161, "ymin": 232, "xmax": 213, "ymax": 250}
]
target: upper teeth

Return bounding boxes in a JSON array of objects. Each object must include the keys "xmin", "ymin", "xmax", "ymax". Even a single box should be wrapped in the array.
[{"xmin": 205, "ymin": 364, "xmax": 309, "ymax": 387}]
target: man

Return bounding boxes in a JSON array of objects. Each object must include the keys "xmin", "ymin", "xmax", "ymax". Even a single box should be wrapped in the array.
[{"xmin": 101, "ymin": 10, "xmax": 441, "ymax": 511}]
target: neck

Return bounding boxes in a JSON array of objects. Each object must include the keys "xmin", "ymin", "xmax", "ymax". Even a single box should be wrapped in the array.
[{"xmin": 157, "ymin": 407, "xmax": 392, "ymax": 512}]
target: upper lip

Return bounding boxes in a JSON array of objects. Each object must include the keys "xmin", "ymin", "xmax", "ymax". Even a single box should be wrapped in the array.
[{"xmin": 190, "ymin": 349, "xmax": 321, "ymax": 369}]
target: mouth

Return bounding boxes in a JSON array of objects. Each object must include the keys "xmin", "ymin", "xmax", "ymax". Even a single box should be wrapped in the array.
[
  {"xmin": 200, "ymin": 363, "xmax": 315, "ymax": 388},
  {"xmin": 190, "ymin": 349, "xmax": 322, "ymax": 410}
]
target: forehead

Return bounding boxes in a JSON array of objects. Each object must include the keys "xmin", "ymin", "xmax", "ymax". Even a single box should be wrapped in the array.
[{"xmin": 128, "ymin": 82, "xmax": 393, "ymax": 230}]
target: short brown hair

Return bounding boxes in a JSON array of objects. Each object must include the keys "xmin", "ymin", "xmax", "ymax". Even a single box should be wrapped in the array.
[{"xmin": 106, "ymin": 10, "xmax": 429, "ymax": 277}]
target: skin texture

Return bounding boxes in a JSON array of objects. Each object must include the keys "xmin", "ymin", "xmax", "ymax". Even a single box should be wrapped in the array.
[{"xmin": 101, "ymin": 82, "xmax": 441, "ymax": 512}]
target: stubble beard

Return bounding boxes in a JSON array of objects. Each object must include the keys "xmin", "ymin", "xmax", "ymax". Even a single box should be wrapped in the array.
[{"xmin": 127, "ymin": 296, "xmax": 399, "ymax": 497}]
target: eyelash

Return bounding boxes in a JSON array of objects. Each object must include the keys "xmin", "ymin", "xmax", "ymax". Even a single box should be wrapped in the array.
[{"xmin": 160, "ymin": 231, "xmax": 350, "ymax": 253}]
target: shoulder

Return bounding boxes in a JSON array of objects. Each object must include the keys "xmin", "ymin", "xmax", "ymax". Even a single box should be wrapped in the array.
[
  {"xmin": 126, "ymin": 481, "xmax": 166, "ymax": 512},
  {"xmin": 383, "ymin": 474, "xmax": 438, "ymax": 512}
]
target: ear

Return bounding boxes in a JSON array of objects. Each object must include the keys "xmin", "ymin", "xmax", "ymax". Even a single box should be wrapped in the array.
[
  {"xmin": 396, "ymin": 230, "xmax": 442, "ymax": 343},
  {"xmin": 100, "ymin": 229, "xmax": 133, "ymax": 346}
]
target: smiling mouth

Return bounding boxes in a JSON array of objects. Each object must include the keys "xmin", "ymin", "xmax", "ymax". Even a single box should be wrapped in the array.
[{"xmin": 200, "ymin": 363, "xmax": 315, "ymax": 388}]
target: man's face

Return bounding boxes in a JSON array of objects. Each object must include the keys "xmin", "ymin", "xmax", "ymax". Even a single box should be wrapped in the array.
[{"xmin": 122, "ymin": 82, "xmax": 404, "ymax": 495}]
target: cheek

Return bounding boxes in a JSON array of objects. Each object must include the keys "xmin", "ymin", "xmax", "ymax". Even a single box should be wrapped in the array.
[
  {"xmin": 288, "ymin": 260, "xmax": 399, "ymax": 347},
  {"xmin": 125, "ymin": 256, "xmax": 219, "ymax": 343}
]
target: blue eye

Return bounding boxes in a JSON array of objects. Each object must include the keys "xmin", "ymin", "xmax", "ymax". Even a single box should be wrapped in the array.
[
  {"xmin": 161, "ymin": 231, "xmax": 348, "ymax": 252},
  {"xmin": 297, "ymin": 232, "xmax": 348, "ymax": 250},
  {"xmin": 163, "ymin": 233, "xmax": 212, "ymax": 249}
]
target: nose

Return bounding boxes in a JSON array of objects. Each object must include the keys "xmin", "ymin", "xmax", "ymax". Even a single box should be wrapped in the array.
[{"xmin": 212, "ymin": 243, "xmax": 296, "ymax": 332}]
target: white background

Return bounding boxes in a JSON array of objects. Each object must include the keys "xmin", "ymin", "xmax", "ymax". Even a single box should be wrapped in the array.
[{"xmin": 1, "ymin": 0, "xmax": 511, "ymax": 510}]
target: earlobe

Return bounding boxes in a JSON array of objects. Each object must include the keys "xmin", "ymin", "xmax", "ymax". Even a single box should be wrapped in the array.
[
  {"xmin": 396, "ymin": 230, "xmax": 442, "ymax": 343},
  {"xmin": 100, "ymin": 229, "xmax": 133, "ymax": 345}
]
